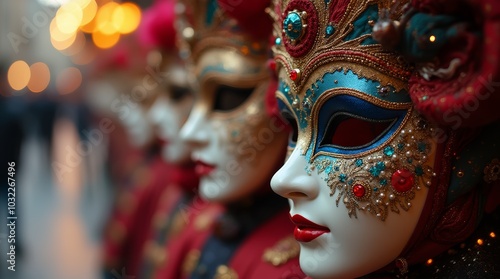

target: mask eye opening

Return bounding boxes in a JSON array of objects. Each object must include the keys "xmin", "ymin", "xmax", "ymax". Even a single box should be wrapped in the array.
[
  {"xmin": 213, "ymin": 85, "xmax": 254, "ymax": 112},
  {"xmin": 320, "ymin": 112, "xmax": 396, "ymax": 150},
  {"xmin": 168, "ymin": 85, "xmax": 192, "ymax": 102}
]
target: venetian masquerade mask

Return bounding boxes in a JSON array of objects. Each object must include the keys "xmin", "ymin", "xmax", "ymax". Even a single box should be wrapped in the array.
[
  {"xmin": 177, "ymin": 0, "xmax": 289, "ymax": 202},
  {"xmin": 269, "ymin": 0, "xmax": 500, "ymax": 278},
  {"xmin": 271, "ymin": 0, "xmax": 434, "ymax": 221},
  {"xmin": 269, "ymin": 0, "xmax": 437, "ymax": 277}
]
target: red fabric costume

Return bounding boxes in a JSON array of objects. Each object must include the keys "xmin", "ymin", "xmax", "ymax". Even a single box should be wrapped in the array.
[{"xmin": 102, "ymin": 1, "xmax": 204, "ymax": 277}]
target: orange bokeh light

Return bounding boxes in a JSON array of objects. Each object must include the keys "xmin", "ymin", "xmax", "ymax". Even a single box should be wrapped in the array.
[
  {"xmin": 95, "ymin": 1, "xmax": 120, "ymax": 35},
  {"xmin": 80, "ymin": 0, "xmax": 98, "ymax": 26},
  {"xmin": 56, "ymin": 1, "xmax": 83, "ymax": 35},
  {"xmin": 113, "ymin": 2, "xmax": 141, "ymax": 34},
  {"xmin": 28, "ymin": 62, "xmax": 51, "ymax": 93},
  {"xmin": 50, "ymin": 19, "xmax": 77, "ymax": 50},
  {"xmin": 8, "ymin": 60, "xmax": 31, "ymax": 91},
  {"xmin": 92, "ymin": 30, "xmax": 120, "ymax": 49}
]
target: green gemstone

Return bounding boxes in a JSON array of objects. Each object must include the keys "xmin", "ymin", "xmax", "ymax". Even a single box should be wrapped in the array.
[
  {"xmin": 325, "ymin": 25, "xmax": 335, "ymax": 37},
  {"xmin": 283, "ymin": 12, "xmax": 303, "ymax": 41},
  {"xmin": 383, "ymin": 146, "xmax": 395, "ymax": 156},
  {"xmin": 339, "ymin": 173, "xmax": 347, "ymax": 182},
  {"xmin": 415, "ymin": 166, "xmax": 424, "ymax": 176},
  {"xmin": 418, "ymin": 142, "xmax": 427, "ymax": 153},
  {"xmin": 370, "ymin": 162, "xmax": 386, "ymax": 177}
]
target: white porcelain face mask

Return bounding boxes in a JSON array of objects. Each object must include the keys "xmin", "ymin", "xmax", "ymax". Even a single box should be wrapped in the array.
[
  {"xmin": 271, "ymin": 72, "xmax": 438, "ymax": 279},
  {"xmin": 148, "ymin": 65, "xmax": 194, "ymax": 164},
  {"xmin": 180, "ymin": 48, "xmax": 288, "ymax": 203},
  {"xmin": 121, "ymin": 103, "xmax": 154, "ymax": 148},
  {"xmin": 86, "ymin": 76, "xmax": 154, "ymax": 148},
  {"xmin": 268, "ymin": 0, "xmax": 441, "ymax": 277}
]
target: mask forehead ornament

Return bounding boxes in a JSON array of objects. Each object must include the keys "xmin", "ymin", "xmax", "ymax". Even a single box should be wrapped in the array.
[
  {"xmin": 269, "ymin": 0, "xmax": 440, "ymax": 221},
  {"xmin": 175, "ymin": 0, "xmax": 269, "ymax": 69}
]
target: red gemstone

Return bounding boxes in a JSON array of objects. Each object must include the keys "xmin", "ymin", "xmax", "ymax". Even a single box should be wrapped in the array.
[
  {"xmin": 395, "ymin": 259, "xmax": 404, "ymax": 268},
  {"xmin": 391, "ymin": 169, "xmax": 414, "ymax": 192},
  {"xmin": 268, "ymin": 59, "xmax": 276, "ymax": 71},
  {"xmin": 352, "ymin": 184, "xmax": 366, "ymax": 198},
  {"xmin": 290, "ymin": 69, "xmax": 300, "ymax": 81}
]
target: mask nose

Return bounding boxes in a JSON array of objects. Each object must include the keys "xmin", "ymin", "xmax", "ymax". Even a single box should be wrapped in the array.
[
  {"xmin": 147, "ymin": 96, "xmax": 167, "ymax": 127},
  {"xmin": 271, "ymin": 148, "xmax": 319, "ymax": 200},
  {"xmin": 179, "ymin": 106, "xmax": 209, "ymax": 148}
]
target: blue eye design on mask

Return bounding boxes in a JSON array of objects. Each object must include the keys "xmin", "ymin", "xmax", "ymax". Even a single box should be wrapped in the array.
[{"xmin": 314, "ymin": 94, "xmax": 409, "ymax": 157}]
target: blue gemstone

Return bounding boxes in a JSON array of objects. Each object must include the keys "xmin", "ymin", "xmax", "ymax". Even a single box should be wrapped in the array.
[
  {"xmin": 339, "ymin": 173, "xmax": 347, "ymax": 182},
  {"xmin": 275, "ymin": 37, "xmax": 282, "ymax": 45},
  {"xmin": 370, "ymin": 166, "xmax": 381, "ymax": 177},
  {"xmin": 283, "ymin": 12, "xmax": 303, "ymax": 41},
  {"xmin": 325, "ymin": 25, "xmax": 335, "ymax": 37},
  {"xmin": 284, "ymin": 86, "xmax": 290, "ymax": 93},
  {"xmin": 373, "ymin": 187, "xmax": 378, "ymax": 192},
  {"xmin": 380, "ymin": 179, "xmax": 388, "ymax": 186},
  {"xmin": 415, "ymin": 166, "xmax": 424, "ymax": 176},
  {"xmin": 383, "ymin": 146, "xmax": 395, "ymax": 156},
  {"xmin": 397, "ymin": 143, "xmax": 405, "ymax": 150},
  {"xmin": 370, "ymin": 162, "xmax": 386, "ymax": 177},
  {"xmin": 418, "ymin": 142, "xmax": 427, "ymax": 153},
  {"xmin": 334, "ymin": 166, "xmax": 340, "ymax": 171},
  {"xmin": 376, "ymin": 162, "xmax": 386, "ymax": 170},
  {"xmin": 355, "ymin": 159, "xmax": 363, "ymax": 167}
]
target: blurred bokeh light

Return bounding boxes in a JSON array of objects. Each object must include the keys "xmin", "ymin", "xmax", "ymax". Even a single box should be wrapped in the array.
[
  {"xmin": 27, "ymin": 62, "xmax": 51, "ymax": 93},
  {"xmin": 8, "ymin": 60, "xmax": 31, "ymax": 91}
]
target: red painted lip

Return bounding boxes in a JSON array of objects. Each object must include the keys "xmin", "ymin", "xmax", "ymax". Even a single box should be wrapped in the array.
[
  {"xmin": 194, "ymin": 160, "xmax": 215, "ymax": 177},
  {"xmin": 291, "ymin": 215, "xmax": 330, "ymax": 242}
]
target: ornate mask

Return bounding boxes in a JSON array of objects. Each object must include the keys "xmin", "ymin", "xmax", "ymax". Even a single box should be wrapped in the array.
[
  {"xmin": 137, "ymin": 0, "xmax": 195, "ymax": 164},
  {"xmin": 269, "ymin": 0, "xmax": 439, "ymax": 277},
  {"xmin": 177, "ymin": 0, "xmax": 289, "ymax": 202},
  {"xmin": 148, "ymin": 58, "xmax": 194, "ymax": 164},
  {"xmin": 270, "ymin": 0, "xmax": 500, "ymax": 277}
]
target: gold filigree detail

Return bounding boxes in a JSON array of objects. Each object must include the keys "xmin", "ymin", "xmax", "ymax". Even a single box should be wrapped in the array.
[
  {"xmin": 262, "ymin": 235, "xmax": 300, "ymax": 266},
  {"xmin": 182, "ymin": 249, "xmax": 201, "ymax": 276},
  {"xmin": 313, "ymin": 112, "xmax": 436, "ymax": 221},
  {"xmin": 484, "ymin": 158, "xmax": 500, "ymax": 183},
  {"xmin": 270, "ymin": 0, "xmax": 412, "ymax": 95},
  {"xmin": 194, "ymin": 210, "xmax": 214, "ymax": 231},
  {"xmin": 176, "ymin": 0, "xmax": 267, "ymax": 63},
  {"xmin": 214, "ymin": 265, "xmax": 239, "ymax": 279},
  {"xmin": 168, "ymin": 209, "xmax": 188, "ymax": 237},
  {"xmin": 144, "ymin": 241, "xmax": 168, "ymax": 267}
]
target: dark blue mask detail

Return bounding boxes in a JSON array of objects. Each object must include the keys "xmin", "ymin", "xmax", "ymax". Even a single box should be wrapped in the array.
[{"xmin": 314, "ymin": 94, "xmax": 408, "ymax": 156}]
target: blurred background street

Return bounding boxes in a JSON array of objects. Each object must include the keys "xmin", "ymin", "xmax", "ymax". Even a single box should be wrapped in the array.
[{"xmin": 0, "ymin": 1, "xmax": 155, "ymax": 278}]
